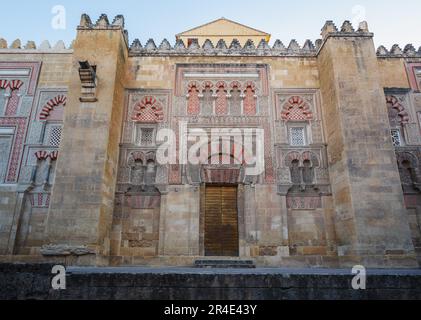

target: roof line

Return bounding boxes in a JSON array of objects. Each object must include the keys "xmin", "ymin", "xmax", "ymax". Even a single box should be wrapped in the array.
[{"xmin": 176, "ymin": 17, "xmax": 270, "ymax": 37}]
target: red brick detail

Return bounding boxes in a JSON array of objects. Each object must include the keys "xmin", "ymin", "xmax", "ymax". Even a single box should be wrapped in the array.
[
  {"xmin": 39, "ymin": 95, "xmax": 67, "ymax": 120},
  {"xmin": 0, "ymin": 117, "xmax": 26, "ymax": 183},
  {"xmin": 285, "ymin": 152, "xmax": 301, "ymax": 166},
  {"xmin": 386, "ymin": 95, "xmax": 410, "ymax": 124},
  {"xmin": 215, "ymin": 81, "xmax": 227, "ymax": 115},
  {"xmin": 7, "ymin": 80, "xmax": 24, "ymax": 91},
  {"xmin": 35, "ymin": 151, "xmax": 49, "ymax": 161},
  {"xmin": 132, "ymin": 96, "xmax": 164, "ymax": 123},
  {"xmin": 4, "ymin": 89, "xmax": 20, "ymax": 116},
  {"xmin": 49, "ymin": 151, "xmax": 59, "ymax": 161},
  {"xmin": 0, "ymin": 62, "xmax": 40, "ymax": 95},
  {"xmin": 302, "ymin": 151, "xmax": 320, "ymax": 167},
  {"xmin": 0, "ymin": 79, "xmax": 24, "ymax": 91},
  {"xmin": 169, "ymin": 118, "xmax": 181, "ymax": 184},
  {"xmin": 281, "ymin": 96, "xmax": 313, "ymax": 121},
  {"xmin": 29, "ymin": 193, "xmax": 51, "ymax": 208},
  {"xmin": 0, "ymin": 80, "xmax": 8, "ymax": 89},
  {"xmin": 243, "ymin": 83, "xmax": 257, "ymax": 116},
  {"xmin": 187, "ymin": 82, "xmax": 200, "ymax": 115},
  {"xmin": 263, "ymin": 122, "xmax": 275, "ymax": 183},
  {"xmin": 229, "ymin": 81, "xmax": 242, "ymax": 90},
  {"xmin": 201, "ymin": 81, "xmax": 214, "ymax": 91},
  {"xmin": 406, "ymin": 63, "xmax": 421, "ymax": 92}
]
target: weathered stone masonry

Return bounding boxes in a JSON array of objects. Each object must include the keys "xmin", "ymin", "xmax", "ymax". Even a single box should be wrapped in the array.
[{"xmin": 0, "ymin": 15, "xmax": 420, "ymax": 268}]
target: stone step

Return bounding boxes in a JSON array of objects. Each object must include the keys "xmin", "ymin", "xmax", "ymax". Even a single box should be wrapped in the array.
[{"xmin": 195, "ymin": 259, "xmax": 256, "ymax": 269}]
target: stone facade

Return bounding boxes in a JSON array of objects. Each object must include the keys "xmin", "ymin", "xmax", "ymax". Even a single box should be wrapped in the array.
[{"xmin": 0, "ymin": 15, "xmax": 420, "ymax": 268}]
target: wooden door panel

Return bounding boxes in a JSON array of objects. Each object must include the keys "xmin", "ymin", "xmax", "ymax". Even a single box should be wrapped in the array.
[{"xmin": 205, "ymin": 185, "xmax": 239, "ymax": 256}]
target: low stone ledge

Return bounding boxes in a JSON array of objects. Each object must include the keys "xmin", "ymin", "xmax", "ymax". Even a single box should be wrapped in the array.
[
  {"xmin": 1, "ymin": 263, "xmax": 421, "ymax": 300},
  {"xmin": 40, "ymin": 245, "xmax": 96, "ymax": 257}
]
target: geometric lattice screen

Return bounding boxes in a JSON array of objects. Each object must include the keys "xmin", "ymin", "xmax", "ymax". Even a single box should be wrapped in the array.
[
  {"xmin": 48, "ymin": 125, "xmax": 62, "ymax": 147},
  {"xmin": 290, "ymin": 127, "xmax": 306, "ymax": 146}
]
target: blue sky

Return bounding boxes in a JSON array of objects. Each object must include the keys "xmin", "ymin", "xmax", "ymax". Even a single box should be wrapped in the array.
[{"xmin": 1, "ymin": 0, "xmax": 420, "ymax": 50}]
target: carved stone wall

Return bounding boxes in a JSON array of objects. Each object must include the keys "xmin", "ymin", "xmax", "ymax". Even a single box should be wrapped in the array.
[{"xmin": 111, "ymin": 89, "xmax": 171, "ymax": 262}]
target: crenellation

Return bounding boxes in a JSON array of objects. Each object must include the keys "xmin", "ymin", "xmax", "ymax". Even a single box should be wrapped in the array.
[
  {"xmin": 39, "ymin": 40, "xmax": 51, "ymax": 50},
  {"xmin": 202, "ymin": 39, "xmax": 214, "ymax": 50},
  {"xmin": 243, "ymin": 39, "xmax": 256, "ymax": 51},
  {"xmin": 10, "ymin": 39, "xmax": 21, "ymax": 49},
  {"xmin": 54, "ymin": 40, "xmax": 66, "ymax": 50},
  {"xmin": 320, "ymin": 20, "xmax": 372, "ymax": 44},
  {"xmin": 215, "ymin": 39, "xmax": 227, "ymax": 50},
  {"xmin": 357, "ymin": 21, "xmax": 369, "ymax": 33},
  {"xmin": 130, "ymin": 39, "xmax": 143, "ymax": 51},
  {"xmin": 175, "ymin": 38, "xmax": 186, "ymax": 50},
  {"xmin": 340, "ymin": 20, "xmax": 355, "ymax": 33},
  {"xmin": 145, "ymin": 39, "xmax": 158, "ymax": 50},
  {"xmin": 315, "ymin": 39, "xmax": 323, "ymax": 50},
  {"xmin": 0, "ymin": 38, "xmax": 7, "ymax": 48},
  {"xmin": 24, "ymin": 41, "xmax": 36, "ymax": 50},
  {"xmin": 302, "ymin": 40, "xmax": 315, "ymax": 52},
  {"xmin": 287, "ymin": 39, "xmax": 301, "ymax": 52},
  {"xmin": 377, "ymin": 45, "xmax": 389, "ymax": 56},
  {"xmin": 128, "ymin": 38, "xmax": 319, "ymax": 56},
  {"xmin": 376, "ymin": 43, "xmax": 421, "ymax": 58},
  {"xmin": 391, "ymin": 44, "xmax": 404, "ymax": 55},
  {"xmin": 79, "ymin": 13, "xmax": 93, "ymax": 28},
  {"xmin": 257, "ymin": 39, "xmax": 271, "ymax": 51},
  {"xmin": 0, "ymin": 39, "xmax": 73, "ymax": 52},
  {"xmin": 321, "ymin": 21, "xmax": 338, "ymax": 39},
  {"xmin": 188, "ymin": 38, "xmax": 200, "ymax": 50},
  {"xmin": 404, "ymin": 44, "xmax": 417, "ymax": 55},
  {"xmin": 272, "ymin": 39, "xmax": 286, "ymax": 51},
  {"xmin": 229, "ymin": 39, "xmax": 242, "ymax": 51},
  {"xmin": 112, "ymin": 14, "xmax": 125, "ymax": 28},
  {"xmin": 78, "ymin": 13, "xmax": 126, "ymax": 34},
  {"xmin": 159, "ymin": 39, "xmax": 172, "ymax": 51},
  {"xmin": 96, "ymin": 13, "xmax": 110, "ymax": 28}
]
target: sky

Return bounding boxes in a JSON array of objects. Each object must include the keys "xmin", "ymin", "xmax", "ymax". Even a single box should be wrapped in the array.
[{"xmin": 0, "ymin": 0, "xmax": 420, "ymax": 50}]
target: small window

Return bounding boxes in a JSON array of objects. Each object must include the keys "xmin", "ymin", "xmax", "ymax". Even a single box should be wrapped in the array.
[
  {"xmin": 48, "ymin": 125, "xmax": 62, "ymax": 147},
  {"xmin": 290, "ymin": 127, "xmax": 306, "ymax": 146},
  {"xmin": 391, "ymin": 129, "xmax": 402, "ymax": 147},
  {"xmin": 136, "ymin": 127, "xmax": 155, "ymax": 146}
]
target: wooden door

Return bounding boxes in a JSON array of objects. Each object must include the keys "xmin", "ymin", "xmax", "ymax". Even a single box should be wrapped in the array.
[{"xmin": 204, "ymin": 185, "xmax": 239, "ymax": 256}]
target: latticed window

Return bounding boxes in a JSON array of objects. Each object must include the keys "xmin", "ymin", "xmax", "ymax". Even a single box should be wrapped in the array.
[
  {"xmin": 136, "ymin": 127, "xmax": 154, "ymax": 146},
  {"xmin": 48, "ymin": 126, "xmax": 62, "ymax": 147},
  {"xmin": 391, "ymin": 129, "xmax": 402, "ymax": 147},
  {"xmin": 290, "ymin": 127, "xmax": 306, "ymax": 146}
]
